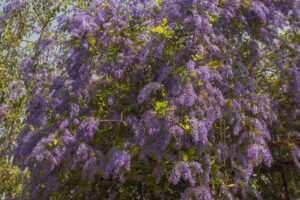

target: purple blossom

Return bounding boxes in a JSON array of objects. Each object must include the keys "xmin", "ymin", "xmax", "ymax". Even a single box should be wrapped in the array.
[
  {"xmin": 246, "ymin": 144, "xmax": 273, "ymax": 167},
  {"xmin": 251, "ymin": 1, "xmax": 269, "ymax": 23},
  {"xmin": 216, "ymin": 143, "xmax": 229, "ymax": 163},
  {"xmin": 169, "ymin": 163, "xmax": 181, "ymax": 185},
  {"xmin": 36, "ymin": 38, "xmax": 55, "ymax": 52},
  {"xmin": 169, "ymin": 125, "xmax": 184, "ymax": 141},
  {"xmin": 104, "ymin": 150, "xmax": 131, "ymax": 179},
  {"xmin": 27, "ymin": 95, "xmax": 48, "ymax": 127},
  {"xmin": 69, "ymin": 103, "xmax": 80, "ymax": 118},
  {"xmin": 186, "ymin": 60, "xmax": 196, "ymax": 70},
  {"xmin": 58, "ymin": 119, "xmax": 69, "ymax": 130},
  {"xmin": 20, "ymin": 57, "xmax": 34, "ymax": 75},
  {"xmin": 77, "ymin": 117, "xmax": 99, "ymax": 141},
  {"xmin": 8, "ymin": 80, "xmax": 26, "ymax": 100},
  {"xmin": 137, "ymin": 82, "xmax": 162, "ymax": 103},
  {"xmin": 13, "ymin": 129, "xmax": 42, "ymax": 166},
  {"xmin": 60, "ymin": 130, "xmax": 77, "ymax": 146},
  {"xmin": 289, "ymin": 66, "xmax": 300, "ymax": 105},
  {"xmin": 176, "ymin": 83, "xmax": 198, "ymax": 107},
  {"xmin": 194, "ymin": 15, "xmax": 211, "ymax": 34},
  {"xmin": 169, "ymin": 162, "xmax": 194, "ymax": 185},
  {"xmin": 190, "ymin": 119, "xmax": 209, "ymax": 145},
  {"xmin": 3, "ymin": 0, "xmax": 25, "ymax": 17},
  {"xmin": 233, "ymin": 119, "xmax": 242, "ymax": 136},
  {"xmin": 142, "ymin": 111, "xmax": 161, "ymax": 135},
  {"xmin": 70, "ymin": 143, "xmax": 92, "ymax": 170},
  {"xmin": 195, "ymin": 67, "xmax": 211, "ymax": 83},
  {"xmin": 181, "ymin": 163, "xmax": 195, "ymax": 185},
  {"xmin": 167, "ymin": 78, "xmax": 183, "ymax": 96},
  {"xmin": 162, "ymin": 2, "xmax": 182, "ymax": 22},
  {"xmin": 107, "ymin": 95, "xmax": 114, "ymax": 105},
  {"xmin": 252, "ymin": 119, "xmax": 271, "ymax": 140},
  {"xmin": 26, "ymin": 135, "xmax": 64, "ymax": 178},
  {"xmin": 60, "ymin": 12, "xmax": 97, "ymax": 37},
  {"xmin": 189, "ymin": 161, "xmax": 203, "ymax": 175}
]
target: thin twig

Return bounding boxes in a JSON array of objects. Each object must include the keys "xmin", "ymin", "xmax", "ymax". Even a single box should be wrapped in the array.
[{"xmin": 280, "ymin": 170, "xmax": 290, "ymax": 200}]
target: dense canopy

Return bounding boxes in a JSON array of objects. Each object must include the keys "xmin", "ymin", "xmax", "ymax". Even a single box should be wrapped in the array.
[{"xmin": 0, "ymin": 0, "xmax": 299, "ymax": 199}]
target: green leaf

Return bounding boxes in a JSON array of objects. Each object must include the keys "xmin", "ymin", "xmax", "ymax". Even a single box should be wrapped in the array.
[
  {"xmin": 150, "ymin": 18, "xmax": 174, "ymax": 38},
  {"xmin": 154, "ymin": 100, "xmax": 169, "ymax": 116}
]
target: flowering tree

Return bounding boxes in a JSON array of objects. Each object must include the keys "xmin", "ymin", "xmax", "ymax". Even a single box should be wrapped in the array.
[{"xmin": 1, "ymin": 0, "xmax": 300, "ymax": 199}]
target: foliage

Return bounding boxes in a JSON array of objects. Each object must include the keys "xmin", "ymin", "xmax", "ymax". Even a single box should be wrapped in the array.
[{"xmin": 0, "ymin": 0, "xmax": 299, "ymax": 199}]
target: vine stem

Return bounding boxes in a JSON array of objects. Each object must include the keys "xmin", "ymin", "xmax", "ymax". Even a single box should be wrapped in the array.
[{"xmin": 280, "ymin": 170, "xmax": 290, "ymax": 200}]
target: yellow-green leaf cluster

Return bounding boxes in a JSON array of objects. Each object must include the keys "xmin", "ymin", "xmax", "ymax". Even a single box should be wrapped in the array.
[
  {"xmin": 150, "ymin": 18, "xmax": 174, "ymax": 39},
  {"xmin": 154, "ymin": 100, "xmax": 169, "ymax": 116}
]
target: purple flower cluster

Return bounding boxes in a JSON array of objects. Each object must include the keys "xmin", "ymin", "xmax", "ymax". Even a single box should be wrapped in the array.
[
  {"xmin": 27, "ymin": 95, "xmax": 48, "ymax": 127},
  {"xmin": 169, "ymin": 161, "xmax": 202, "ymax": 186},
  {"xmin": 104, "ymin": 150, "xmax": 131, "ymax": 181},
  {"xmin": 10, "ymin": 0, "xmax": 300, "ymax": 198},
  {"xmin": 2, "ymin": 0, "xmax": 25, "ymax": 18}
]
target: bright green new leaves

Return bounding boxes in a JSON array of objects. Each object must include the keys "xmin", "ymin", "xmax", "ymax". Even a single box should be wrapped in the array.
[
  {"xmin": 155, "ymin": 0, "xmax": 161, "ymax": 6},
  {"xmin": 153, "ymin": 100, "xmax": 170, "ymax": 116},
  {"xmin": 150, "ymin": 18, "xmax": 174, "ymax": 39},
  {"xmin": 0, "ymin": 159, "xmax": 24, "ymax": 198}
]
